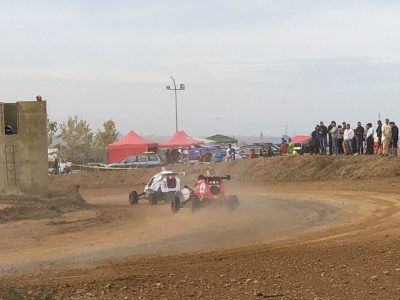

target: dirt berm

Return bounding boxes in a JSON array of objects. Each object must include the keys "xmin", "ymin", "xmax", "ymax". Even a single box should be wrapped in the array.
[{"xmin": 51, "ymin": 155, "xmax": 400, "ymax": 189}]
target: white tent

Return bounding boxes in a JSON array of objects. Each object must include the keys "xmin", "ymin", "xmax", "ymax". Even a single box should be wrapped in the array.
[{"xmin": 192, "ymin": 137, "xmax": 215, "ymax": 145}]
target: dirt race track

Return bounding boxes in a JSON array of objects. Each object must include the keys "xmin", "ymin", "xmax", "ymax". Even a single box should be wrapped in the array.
[{"xmin": 1, "ymin": 156, "xmax": 400, "ymax": 299}]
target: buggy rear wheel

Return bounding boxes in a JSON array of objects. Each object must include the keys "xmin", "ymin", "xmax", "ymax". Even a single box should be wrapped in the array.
[{"xmin": 129, "ymin": 191, "xmax": 138, "ymax": 205}]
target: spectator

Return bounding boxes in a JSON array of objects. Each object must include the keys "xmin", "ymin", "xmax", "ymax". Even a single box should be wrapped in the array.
[
  {"xmin": 288, "ymin": 138, "xmax": 295, "ymax": 155},
  {"xmin": 338, "ymin": 125, "xmax": 344, "ymax": 154},
  {"xmin": 328, "ymin": 121, "xmax": 334, "ymax": 155},
  {"xmin": 381, "ymin": 119, "xmax": 391, "ymax": 156},
  {"xmin": 53, "ymin": 158, "xmax": 59, "ymax": 175},
  {"xmin": 343, "ymin": 124, "xmax": 354, "ymax": 155},
  {"xmin": 248, "ymin": 149, "xmax": 256, "ymax": 159},
  {"xmin": 354, "ymin": 122, "xmax": 365, "ymax": 155},
  {"xmin": 266, "ymin": 146, "xmax": 273, "ymax": 157},
  {"xmin": 227, "ymin": 144, "xmax": 236, "ymax": 161},
  {"xmin": 366, "ymin": 123, "xmax": 374, "ymax": 155},
  {"xmin": 170, "ymin": 149, "xmax": 181, "ymax": 163},
  {"xmin": 373, "ymin": 130, "xmax": 379, "ymax": 154},
  {"xmin": 376, "ymin": 120, "xmax": 383, "ymax": 154},
  {"xmin": 310, "ymin": 125, "xmax": 320, "ymax": 155},
  {"xmin": 319, "ymin": 121, "xmax": 328, "ymax": 155},
  {"xmin": 352, "ymin": 135, "xmax": 357, "ymax": 156},
  {"xmin": 390, "ymin": 122, "xmax": 398, "ymax": 157},
  {"xmin": 198, "ymin": 151, "xmax": 205, "ymax": 162},
  {"xmin": 259, "ymin": 147, "xmax": 267, "ymax": 157},
  {"xmin": 203, "ymin": 150, "xmax": 212, "ymax": 162},
  {"xmin": 5, "ymin": 125, "xmax": 13, "ymax": 135},
  {"xmin": 214, "ymin": 146, "xmax": 224, "ymax": 163},
  {"xmin": 330, "ymin": 121, "xmax": 339, "ymax": 155},
  {"xmin": 165, "ymin": 149, "xmax": 171, "ymax": 164},
  {"xmin": 280, "ymin": 138, "xmax": 288, "ymax": 155}
]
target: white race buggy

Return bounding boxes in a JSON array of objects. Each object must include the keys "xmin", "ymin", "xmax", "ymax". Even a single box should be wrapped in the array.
[{"xmin": 129, "ymin": 169, "xmax": 185, "ymax": 205}]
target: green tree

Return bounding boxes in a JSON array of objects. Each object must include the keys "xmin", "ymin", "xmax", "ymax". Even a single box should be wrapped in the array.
[
  {"xmin": 47, "ymin": 119, "xmax": 58, "ymax": 147},
  {"xmin": 92, "ymin": 120, "xmax": 119, "ymax": 162},
  {"xmin": 58, "ymin": 116, "xmax": 93, "ymax": 164}
]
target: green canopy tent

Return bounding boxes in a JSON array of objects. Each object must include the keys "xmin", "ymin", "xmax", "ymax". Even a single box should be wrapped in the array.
[{"xmin": 206, "ymin": 134, "xmax": 238, "ymax": 144}]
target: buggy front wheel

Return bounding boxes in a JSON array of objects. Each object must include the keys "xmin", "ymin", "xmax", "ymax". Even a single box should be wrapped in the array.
[{"xmin": 129, "ymin": 191, "xmax": 139, "ymax": 205}]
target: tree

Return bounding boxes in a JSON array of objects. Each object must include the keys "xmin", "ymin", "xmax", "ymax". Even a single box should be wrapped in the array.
[
  {"xmin": 58, "ymin": 116, "xmax": 93, "ymax": 164},
  {"xmin": 92, "ymin": 120, "xmax": 119, "ymax": 162},
  {"xmin": 47, "ymin": 119, "xmax": 58, "ymax": 147}
]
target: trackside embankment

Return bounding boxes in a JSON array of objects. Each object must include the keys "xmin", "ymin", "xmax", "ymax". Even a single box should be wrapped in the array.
[{"xmin": 50, "ymin": 156, "xmax": 400, "ymax": 189}]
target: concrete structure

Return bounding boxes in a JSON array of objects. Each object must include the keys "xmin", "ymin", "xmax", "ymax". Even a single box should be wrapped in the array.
[{"xmin": 0, "ymin": 101, "xmax": 48, "ymax": 197}]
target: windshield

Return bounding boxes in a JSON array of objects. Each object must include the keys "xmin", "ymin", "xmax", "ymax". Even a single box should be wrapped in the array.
[{"xmin": 147, "ymin": 154, "xmax": 159, "ymax": 161}]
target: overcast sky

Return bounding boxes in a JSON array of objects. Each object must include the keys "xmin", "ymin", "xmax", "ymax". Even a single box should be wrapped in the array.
[{"xmin": 1, "ymin": 0, "xmax": 399, "ymax": 137}]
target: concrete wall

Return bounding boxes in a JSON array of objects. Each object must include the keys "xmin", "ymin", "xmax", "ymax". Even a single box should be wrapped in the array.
[{"xmin": 0, "ymin": 101, "xmax": 48, "ymax": 197}]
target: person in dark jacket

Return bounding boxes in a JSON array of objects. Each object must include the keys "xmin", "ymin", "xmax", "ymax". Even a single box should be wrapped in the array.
[
  {"xmin": 310, "ymin": 125, "xmax": 320, "ymax": 155},
  {"xmin": 337, "ymin": 125, "xmax": 344, "ymax": 154},
  {"xmin": 354, "ymin": 122, "xmax": 365, "ymax": 155},
  {"xmin": 318, "ymin": 121, "xmax": 328, "ymax": 155},
  {"xmin": 376, "ymin": 120, "xmax": 382, "ymax": 154},
  {"xmin": 266, "ymin": 146, "xmax": 273, "ymax": 157},
  {"xmin": 327, "ymin": 122, "xmax": 333, "ymax": 155},
  {"xmin": 390, "ymin": 122, "xmax": 399, "ymax": 157}
]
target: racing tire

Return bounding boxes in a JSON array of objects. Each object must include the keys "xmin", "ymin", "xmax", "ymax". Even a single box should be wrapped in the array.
[
  {"xmin": 190, "ymin": 195, "xmax": 201, "ymax": 213},
  {"xmin": 148, "ymin": 193, "xmax": 158, "ymax": 205},
  {"xmin": 171, "ymin": 193, "xmax": 181, "ymax": 213},
  {"xmin": 225, "ymin": 195, "xmax": 240, "ymax": 211},
  {"xmin": 129, "ymin": 191, "xmax": 139, "ymax": 205}
]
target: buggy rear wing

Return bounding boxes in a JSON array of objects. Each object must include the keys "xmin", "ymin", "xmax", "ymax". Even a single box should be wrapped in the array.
[
  {"xmin": 203, "ymin": 175, "xmax": 231, "ymax": 181},
  {"xmin": 160, "ymin": 167, "xmax": 185, "ymax": 177}
]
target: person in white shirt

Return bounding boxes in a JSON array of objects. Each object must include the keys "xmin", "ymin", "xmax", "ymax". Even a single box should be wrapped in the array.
[
  {"xmin": 343, "ymin": 124, "xmax": 354, "ymax": 155},
  {"xmin": 381, "ymin": 119, "xmax": 391, "ymax": 156},
  {"xmin": 365, "ymin": 123, "xmax": 375, "ymax": 155}
]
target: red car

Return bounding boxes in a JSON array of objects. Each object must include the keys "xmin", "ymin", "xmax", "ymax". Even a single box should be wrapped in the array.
[{"xmin": 171, "ymin": 174, "xmax": 240, "ymax": 213}]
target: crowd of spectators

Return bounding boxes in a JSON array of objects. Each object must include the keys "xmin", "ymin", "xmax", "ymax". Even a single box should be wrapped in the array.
[{"xmin": 308, "ymin": 119, "xmax": 399, "ymax": 157}]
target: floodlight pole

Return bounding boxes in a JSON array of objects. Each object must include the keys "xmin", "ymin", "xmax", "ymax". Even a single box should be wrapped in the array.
[{"xmin": 166, "ymin": 76, "xmax": 185, "ymax": 132}]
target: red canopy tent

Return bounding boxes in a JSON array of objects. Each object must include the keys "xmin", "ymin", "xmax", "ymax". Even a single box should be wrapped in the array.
[
  {"xmin": 107, "ymin": 131, "xmax": 158, "ymax": 163},
  {"xmin": 160, "ymin": 131, "xmax": 203, "ymax": 148},
  {"xmin": 291, "ymin": 135, "xmax": 311, "ymax": 143}
]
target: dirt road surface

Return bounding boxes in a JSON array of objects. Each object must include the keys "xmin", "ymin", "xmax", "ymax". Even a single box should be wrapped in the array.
[
  {"xmin": 0, "ymin": 185, "xmax": 343, "ymax": 273},
  {"xmin": 1, "ymin": 157, "xmax": 400, "ymax": 299}
]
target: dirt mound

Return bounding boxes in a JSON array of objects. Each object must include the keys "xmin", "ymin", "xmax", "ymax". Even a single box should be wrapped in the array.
[
  {"xmin": 0, "ymin": 185, "xmax": 90, "ymax": 223},
  {"xmin": 50, "ymin": 156, "xmax": 400, "ymax": 189}
]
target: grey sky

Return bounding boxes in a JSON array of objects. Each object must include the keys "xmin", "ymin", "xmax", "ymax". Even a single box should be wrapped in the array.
[{"xmin": 1, "ymin": 0, "xmax": 399, "ymax": 137}]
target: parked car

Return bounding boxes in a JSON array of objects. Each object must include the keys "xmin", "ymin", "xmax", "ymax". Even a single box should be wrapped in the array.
[
  {"xmin": 239, "ymin": 143, "xmax": 280, "ymax": 157},
  {"xmin": 294, "ymin": 143, "xmax": 312, "ymax": 155},
  {"xmin": 105, "ymin": 152, "xmax": 163, "ymax": 169}
]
